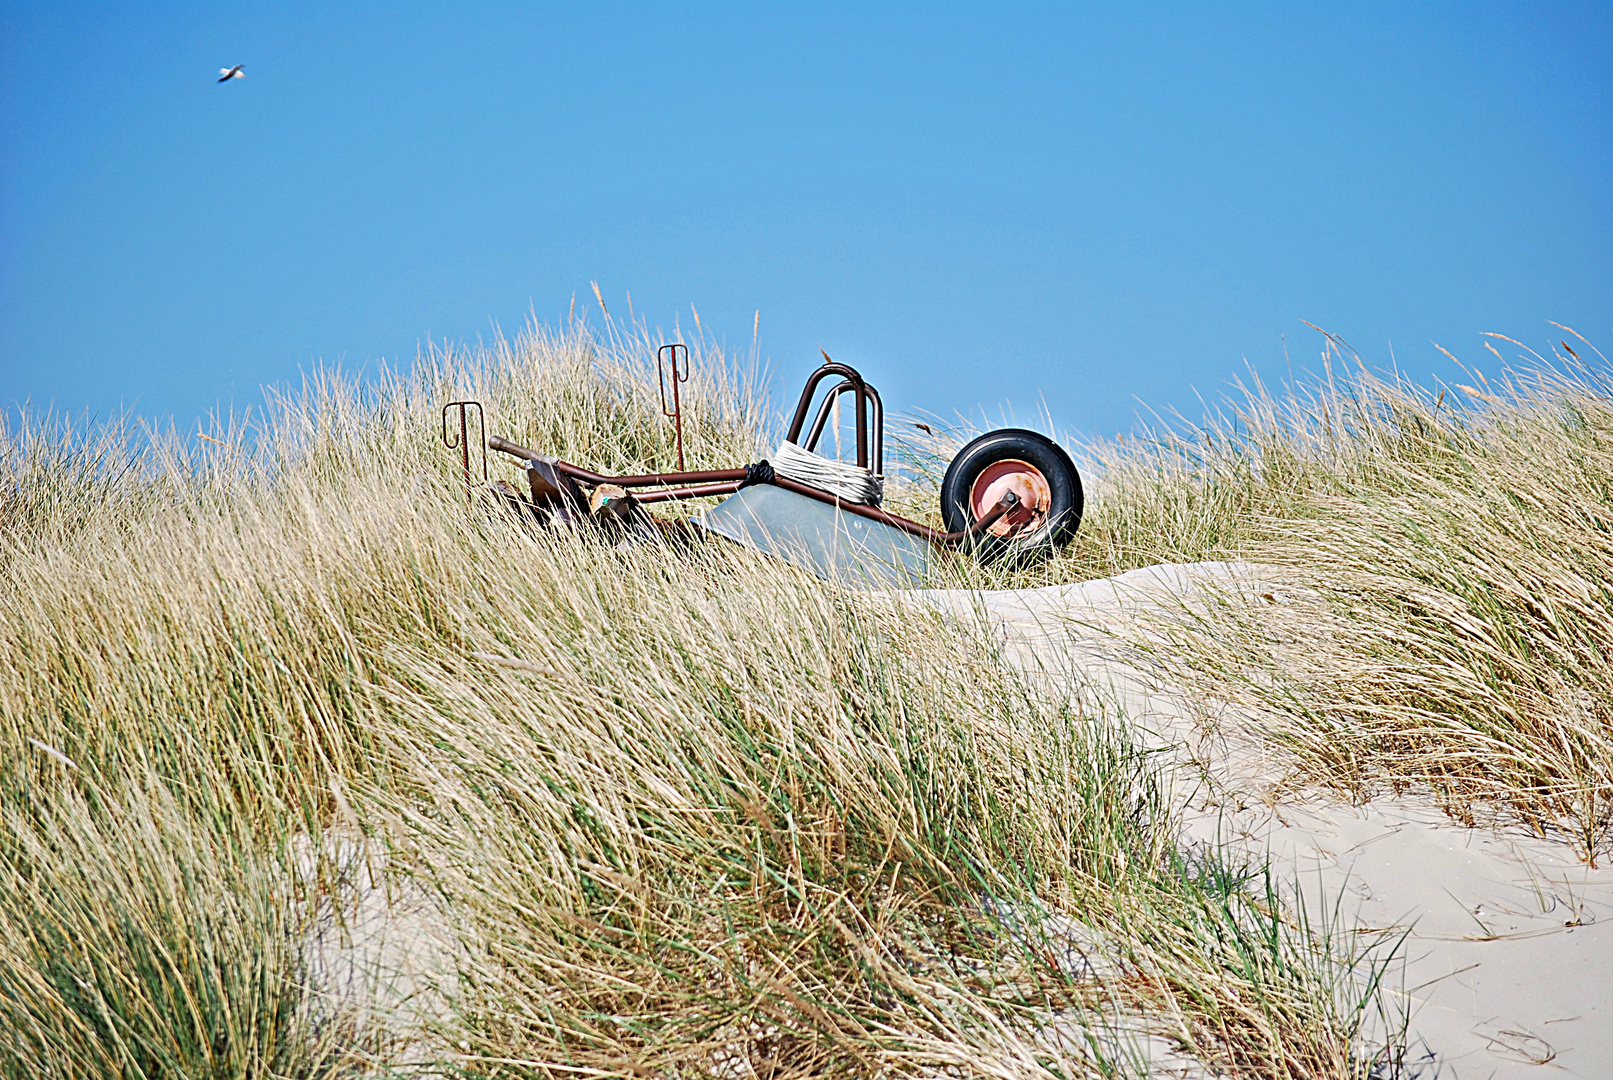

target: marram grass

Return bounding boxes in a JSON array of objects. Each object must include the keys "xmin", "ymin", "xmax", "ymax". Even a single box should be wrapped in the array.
[
  {"xmin": 12, "ymin": 314, "xmax": 1600, "ymax": 1076},
  {"xmin": 1059, "ymin": 331, "xmax": 1613, "ymax": 860}
]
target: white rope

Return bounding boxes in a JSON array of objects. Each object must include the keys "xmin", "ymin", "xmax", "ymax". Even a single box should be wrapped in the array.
[{"xmin": 771, "ymin": 440, "xmax": 884, "ymax": 506}]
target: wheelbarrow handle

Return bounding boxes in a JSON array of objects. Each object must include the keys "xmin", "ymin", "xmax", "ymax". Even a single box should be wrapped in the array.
[{"xmin": 488, "ymin": 436, "xmax": 748, "ymax": 488}]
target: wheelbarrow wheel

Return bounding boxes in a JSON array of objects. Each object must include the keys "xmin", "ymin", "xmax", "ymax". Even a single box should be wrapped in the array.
[{"xmin": 940, "ymin": 428, "xmax": 1082, "ymax": 565}]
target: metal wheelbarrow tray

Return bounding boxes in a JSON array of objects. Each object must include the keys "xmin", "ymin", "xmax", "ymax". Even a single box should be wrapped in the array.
[{"xmin": 444, "ymin": 350, "xmax": 1084, "ymax": 586}]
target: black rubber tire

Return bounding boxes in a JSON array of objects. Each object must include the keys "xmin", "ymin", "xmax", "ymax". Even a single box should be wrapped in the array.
[{"xmin": 940, "ymin": 428, "xmax": 1083, "ymax": 566}]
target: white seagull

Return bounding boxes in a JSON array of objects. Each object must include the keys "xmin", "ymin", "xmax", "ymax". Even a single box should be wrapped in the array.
[{"xmin": 218, "ymin": 65, "xmax": 244, "ymax": 83}]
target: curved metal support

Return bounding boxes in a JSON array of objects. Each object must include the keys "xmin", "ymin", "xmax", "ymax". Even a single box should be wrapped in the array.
[
  {"xmin": 785, "ymin": 360, "xmax": 862, "ymax": 442},
  {"xmin": 803, "ymin": 380, "xmax": 883, "ymax": 476},
  {"xmin": 784, "ymin": 354, "xmax": 884, "ymax": 475}
]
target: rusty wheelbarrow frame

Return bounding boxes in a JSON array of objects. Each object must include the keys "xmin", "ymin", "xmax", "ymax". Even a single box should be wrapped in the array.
[{"xmin": 443, "ymin": 348, "xmax": 1082, "ymax": 565}]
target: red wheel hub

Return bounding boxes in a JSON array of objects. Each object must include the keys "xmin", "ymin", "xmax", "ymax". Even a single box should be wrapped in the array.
[{"xmin": 969, "ymin": 459, "xmax": 1050, "ymax": 537}]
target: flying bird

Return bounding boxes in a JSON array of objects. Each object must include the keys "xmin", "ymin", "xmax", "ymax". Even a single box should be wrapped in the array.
[{"xmin": 218, "ymin": 65, "xmax": 244, "ymax": 82}]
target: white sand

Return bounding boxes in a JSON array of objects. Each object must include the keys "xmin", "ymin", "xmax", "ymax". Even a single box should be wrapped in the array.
[
  {"xmin": 905, "ymin": 563, "xmax": 1613, "ymax": 1079},
  {"xmin": 295, "ymin": 831, "xmax": 457, "ymax": 1060}
]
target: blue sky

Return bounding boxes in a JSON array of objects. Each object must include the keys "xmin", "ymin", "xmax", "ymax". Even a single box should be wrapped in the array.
[{"xmin": 3, "ymin": 2, "xmax": 1609, "ymax": 441}]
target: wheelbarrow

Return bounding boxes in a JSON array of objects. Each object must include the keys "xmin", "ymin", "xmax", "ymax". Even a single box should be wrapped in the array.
[{"xmin": 443, "ymin": 350, "xmax": 1083, "ymax": 585}]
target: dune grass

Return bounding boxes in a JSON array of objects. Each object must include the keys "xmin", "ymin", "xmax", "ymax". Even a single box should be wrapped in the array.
[
  {"xmin": 893, "ymin": 325, "xmax": 1613, "ymax": 859},
  {"xmin": 0, "ymin": 318, "xmax": 1406, "ymax": 1077},
  {"xmin": 1030, "ymin": 329, "xmax": 1612, "ymax": 860}
]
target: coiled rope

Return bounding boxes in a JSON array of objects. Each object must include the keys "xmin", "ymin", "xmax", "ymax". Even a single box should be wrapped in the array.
[{"xmin": 768, "ymin": 440, "xmax": 884, "ymax": 505}]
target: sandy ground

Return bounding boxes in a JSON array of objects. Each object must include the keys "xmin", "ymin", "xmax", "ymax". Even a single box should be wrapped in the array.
[
  {"xmin": 905, "ymin": 563, "xmax": 1613, "ymax": 1080},
  {"xmin": 296, "ymin": 832, "xmax": 458, "ymax": 1062}
]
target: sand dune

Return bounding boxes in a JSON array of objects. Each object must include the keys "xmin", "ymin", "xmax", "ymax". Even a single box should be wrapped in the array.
[{"xmin": 905, "ymin": 563, "xmax": 1613, "ymax": 1079}]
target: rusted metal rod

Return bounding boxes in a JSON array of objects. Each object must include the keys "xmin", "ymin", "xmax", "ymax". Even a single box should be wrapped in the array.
[
  {"xmin": 559, "ymin": 461, "xmax": 749, "ymax": 488},
  {"xmin": 441, "ymin": 401, "xmax": 487, "ymax": 502},
  {"xmin": 769, "ymin": 475, "xmax": 1014, "ymax": 546},
  {"xmin": 633, "ymin": 481, "xmax": 743, "ymax": 504},
  {"xmin": 489, "ymin": 436, "xmax": 747, "ymax": 487},
  {"xmin": 658, "ymin": 343, "xmax": 690, "ymax": 471}
]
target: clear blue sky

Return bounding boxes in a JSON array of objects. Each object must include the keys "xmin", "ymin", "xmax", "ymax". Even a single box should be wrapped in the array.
[{"xmin": 3, "ymin": 2, "xmax": 1609, "ymax": 441}]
